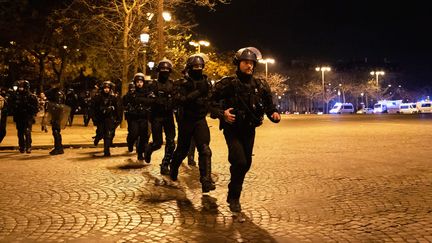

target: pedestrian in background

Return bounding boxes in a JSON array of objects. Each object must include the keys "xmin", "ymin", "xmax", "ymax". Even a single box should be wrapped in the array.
[{"xmin": 8, "ymin": 80, "xmax": 39, "ymax": 153}]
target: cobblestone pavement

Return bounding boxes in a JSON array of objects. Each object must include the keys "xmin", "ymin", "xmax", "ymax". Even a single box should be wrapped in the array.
[{"xmin": 0, "ymin": 115, "xmax": 431, "ymax": 242}]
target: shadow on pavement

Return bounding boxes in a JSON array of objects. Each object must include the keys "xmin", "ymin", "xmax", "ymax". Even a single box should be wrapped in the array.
[
  {"xmin": 109, "ymin": 158, "xmax": 147, "ymax": 170},
  {"xmin": 14, "ymin": 154, "xmax": 51, "ymax": 160}
]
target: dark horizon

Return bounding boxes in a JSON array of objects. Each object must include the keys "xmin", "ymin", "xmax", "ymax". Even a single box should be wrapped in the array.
[{"xmin": 192, "ymin": 0, "xmax": 432, "ymax": 88}]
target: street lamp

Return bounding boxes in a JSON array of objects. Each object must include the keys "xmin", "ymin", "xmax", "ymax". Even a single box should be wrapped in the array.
[
  {"xmin": 370, "ymin": 70, "xmax": 385, "ymax": 86},
  {"xmin": 140, "ymin": 33, "xmax": 150, "ymax": 76},
  {"xmin": 258, "ymin": 58, "xmax": 275, "ymax": 80},
  {"xmin": 189, "ymin": 40, "xmax": 210, "ymax": 53},
  {"xmin": 315, "ymin": 66, "xmax": 331, "ymax": 113}
]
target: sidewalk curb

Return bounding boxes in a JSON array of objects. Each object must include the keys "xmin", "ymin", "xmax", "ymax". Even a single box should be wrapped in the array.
[{"xmin": 0, "ymin": 143, "xmax": 128, "ymax": 151}]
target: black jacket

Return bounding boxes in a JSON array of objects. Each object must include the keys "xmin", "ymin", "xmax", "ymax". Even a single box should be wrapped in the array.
[
  {"xmin": 211, "ymin": 74, "xmax": 278, "ymax": 129},
  {"xmin": 176, "ymin": 74, "xmax": 212, "ymax": 121}
]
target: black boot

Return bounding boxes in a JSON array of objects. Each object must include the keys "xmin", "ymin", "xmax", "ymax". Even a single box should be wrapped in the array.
[
  {"xmin": 50, "ymin": 148, "xmax": 64, "ymax": 155},
  {"xmin": 227, "ymin": 198, "xmax": 242, "ymax": 213},
  {"xmin": 169, "ymin": 155, "xmax": 181, "ymax": 181},
  {"xmin": 51, "ymin": 128, "xmax": 63, "ymax": 155},
  {"xmin": 144, "ymin": 144, "xmax": 153, "ymax": 163},
  {"xmin": 198, "ymin": 144, "xmax": 215, "ymax": 193},
  {"xmin": 188, "ymin": 154, "xmax": 197, "ymax": 166},
  {"xmin": 103, "ymin": 138, "xmax": 111, "ymax": 157},
  {"xmin": 160, "ymin": 162, "xmax": 170, "ymax": 175}
]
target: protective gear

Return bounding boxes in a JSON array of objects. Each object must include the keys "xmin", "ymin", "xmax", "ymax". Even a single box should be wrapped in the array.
[
  {"xmin": 189, "ymin": 70, "xmax": 203, "ymax": 80},
  {"xmin": 233, "ymin": 47, "xmax": 262, "ymax": 65},
  {"xmin": 158, "ymin": 71, "xmax": 170, "ymax": 81},
  {"xmin": 227, "ymin": 198, "xmax": 242, "ymax": 212},
  {"xmin": 156, "ymin": 58, "xmax": 173, "ymax": 72},
  {"xmin": 102, "ymin": 81, "xmax": 114, "ymax": 90},
  {"xmin": 128, "ymin": 82, "xmax": 135, "ymax": 91},
  {"xmin": 133, "ymin": 73, "xmax": 145, "ymax": 84},
  {"xmin": 17, "ymin": 80, "xmax": 30, "ymax": 90},
  {"xmin": 198, "ymin": 144, "xmax": 216, "ymax": 193},
  {"xmin": 185, "ymin": 53, "xmax": 208, "ymax": 71}
]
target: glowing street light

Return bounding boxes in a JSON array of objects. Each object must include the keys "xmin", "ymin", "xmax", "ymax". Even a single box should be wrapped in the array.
[
  {"xmin": 140, "ymin": 33, "xmax": 150, "ymax": 75},
  {"xmin": 258, "ymin": 58, "xmax": 275, "ymax": 80},
  {"xmin": 162, "ymin": 11, "xmax": 172, "ymax": 21},
  {"xmin": 370, "ymin": 70, "xmax": 385, "ymax": 86},
  {"xmin": 189, "ymin": 40, "xmax": 210, "ymax": 53},
  {"xmin": 315, "ymin": 66, "xmax": 331, "ymax": 113}
]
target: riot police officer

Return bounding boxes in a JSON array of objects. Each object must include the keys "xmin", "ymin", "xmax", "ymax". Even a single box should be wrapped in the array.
[
  {"xmin": 65, "ymin": 88, "xmax": 79, "ymax": 126},
  {"xmin": 122, "ymin": 82, "xmax": 137, "ymax": 152},
  {"xmin": 81, "ymin": 91, "xmax": 92, "ymax": 126},
  {"xmin": 9, "ymin": 80, "xmax": 39, "ymax": 153},
  {"xmin": 45, "ymin": 82, "xmax": 68, "ymax": 155},
  {"xmin": 127, "ymin": 73, "xmax": 153, "ymax": 162},
  {"xmin": 211, "ymin": 47, "xmax": 281, "ymax": 213},
  {"xmin": 91, "ymin": 81, "xmax": 122, "ymax": 156},
  {"xmin": 144, "ymin": 59, "xmax": 177, "ymax": 175},
  {"xmin": 0, "ymin": 88, "xmax": 9, "ymax": 143},
  {"xmin": 169, "ymin": 53, "xmax": 216, "ymax": 193}
]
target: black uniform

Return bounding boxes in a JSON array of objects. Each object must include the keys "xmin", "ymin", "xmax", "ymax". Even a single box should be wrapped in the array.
[
  {"xmin": 92, "ymin": 89, "xmax": 122, "ymax": 156},
  {"xmin": 122, "ymin": 85, "xmax": 137, "ymax": 152},
  {"xmin": 81, "ymin": 91, "xmax": 92, "ymax": 126},
  {"xmin": 45, "ymin": 87, "xmax": 67, "ymax": 155},
  {"xmin": 0, "ymin": 89, "xmax": 9, "ymax": 143},
  {"xmin": 9, "ymin": 84, "xmax": 39, "ymax": 153},
  {"xmin": 127, "ymin": 83, "xmax": 153, "ymax": 161},
  {"xmin": 145, "ymin": 78, "xmax": 176, "ymax": 172},
  {"xmin": 211, "ymin": 72, "xmax": 279, "ymax": 212},
  {"xmin": 169, "ymin": 73, "xmax": 215, "ymax": 193},
  {"xmin": 65, "ymin": 89, "xmax": 79, "ymax": 126}
]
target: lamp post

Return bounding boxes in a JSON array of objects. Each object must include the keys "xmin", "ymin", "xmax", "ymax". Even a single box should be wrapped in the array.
[
  {"xmin": 189, "ymin": 40, "xmax": 210, "ymax": 53},
  {"xmin": 315, "ymin": 66, "xmax": 331, "ymax": 113},
  {"xmin": 370, "ymin": 70, "xmax": 385, "ymax": 86},
  {"xmin": 258, "ymin": 58, "xmax": 275, "ymax": 80},
  {"xmin": 140, "ymin": 33, "xmax": 150, "ymax": 76}
]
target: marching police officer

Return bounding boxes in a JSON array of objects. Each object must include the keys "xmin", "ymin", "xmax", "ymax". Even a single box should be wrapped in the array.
[
  {"xmin": 91, "ymin": 81, "xmax": 122, "ymax": 156},
  {"xmin": 144, "ymin": 59, "xmax": 177, "ymax": 174},
  {"xmin": 81, "ymin": 91, "xmax": 92, "ymax": 127},
  {"xmin": 122, "ymin": 82, "xmax": 137, "ymax": 152},
  {"xmin": 0, "ymin": 88, "xmax": 11, "ymax": 143},
  {"xmin": 211, "ymin": 47, "xmax": 281, "ymax": 213},
  {"xmin": 127, "ymin": 73, "xmax": 153, "ymax": 162},
  {"xmin": 169, "ymin": 53, "xmax": 216, "ymax": 193},
  {"xmin": 9, "ymin": 80, "xmax": 39, "ymax": 153},
  {"xmin": 65, "ymin": 88, "xmax": 79, "ymax": 126},
  {"xmin": 44, "ymin": 82, "xmax": 68, "ymax": 155}
]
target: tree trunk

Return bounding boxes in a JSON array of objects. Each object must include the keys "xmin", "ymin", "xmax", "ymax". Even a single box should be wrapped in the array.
[{"xmin": 39, "ymin": 57, "xmax": 45, "ymax": 93}]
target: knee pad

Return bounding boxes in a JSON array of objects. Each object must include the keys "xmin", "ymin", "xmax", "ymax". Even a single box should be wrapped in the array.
[{"xmin": 198, "ymin": 144, "xmax": 212, "ymax": 157}]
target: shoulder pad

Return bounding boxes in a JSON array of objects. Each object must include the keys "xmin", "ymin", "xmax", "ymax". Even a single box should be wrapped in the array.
[
  {"xmin": 215, "ymin": 76, "xmax": 236, "ymax": 86},
  {"xmin": 174, "ymin": 78, "xmax": 187, "ymax": 85},
  {"xmin": 254, "ymin": 77, "xmax": 270, "ymax": 89}
]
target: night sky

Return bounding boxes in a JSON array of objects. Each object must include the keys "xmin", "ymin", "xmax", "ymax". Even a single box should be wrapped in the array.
[{"xmin": 193, "ymin": 0, "xmax": 432, "ymax": 86}]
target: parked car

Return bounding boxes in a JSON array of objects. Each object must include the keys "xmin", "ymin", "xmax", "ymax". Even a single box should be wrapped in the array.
[
  {"xmin": 417, "ymin": 101, "xmax": 432, "ymax": 113},
  {"xmin": 329, "ymin": 103, "xmax": 354, "ymax": 114},
  {"xmin": 356, "ymin": 108, "xmax": 374, "ymax": 114},
  {"xmin": 399, "ymin": 103, "xmax": 418, "ymax": 114},
  {"xmin": 373, "ymin": 100, "xmax": 402, "ymax": 114}
]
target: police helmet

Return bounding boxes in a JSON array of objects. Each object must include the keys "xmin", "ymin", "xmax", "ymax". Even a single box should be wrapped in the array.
[
  {"xmin": 156, "ymin": 58, "xmax": 173, "ymax": 72},
  {"xmin": 233, "ymin": 47, "xmax": 262, "ymax": 65},
  {"xmin": 17, "ymin": 80, "xmax": 30, "ymax": 90},
  {"xmin": 185, "ymin": 53, "xmax": 208, "ymax": 71},
  {"xmin": 102, "ymin": 80, "xmax": 114, "ymax": 89},
  {"xmin": 128, "ymin": 82, "xmax": 135, "ymax": 90},
  {"xmin": 133, "ymin": 73, "xmax": 145, "ymax": 84}
]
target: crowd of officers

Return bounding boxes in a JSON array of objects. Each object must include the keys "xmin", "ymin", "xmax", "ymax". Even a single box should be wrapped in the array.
[{"xmin": 0, "ymin": 47, "xmax": 281, "ymax": 215}]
